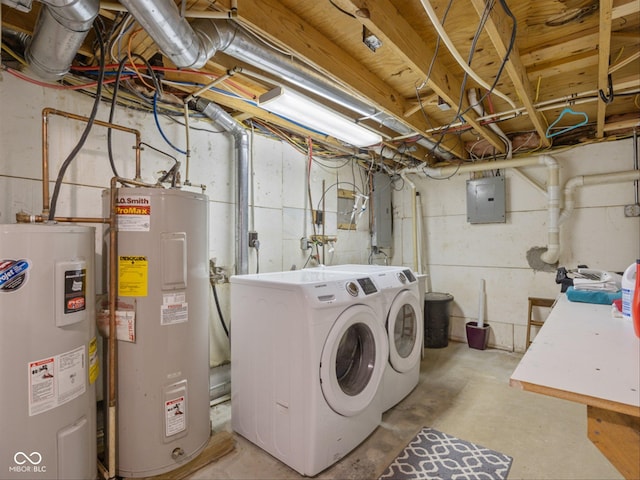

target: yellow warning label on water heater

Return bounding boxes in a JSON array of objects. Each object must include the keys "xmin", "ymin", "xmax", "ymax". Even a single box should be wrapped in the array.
[
  {"xmin": 118, "ymin": 256, "xmax": 148, "ymax": 297},
  {"xmin": 89, "ymin": 337, "xmax": 99, "ymax": 384}
]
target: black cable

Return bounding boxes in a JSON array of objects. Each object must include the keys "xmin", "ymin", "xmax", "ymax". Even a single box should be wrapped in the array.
[
  {"xmin": 415, "ymin": 0, "xmax": 454, "ymax": 130},
  {"xmin": 426, "ymin": 0, "xmax": 516, "ymax": 158},
  {"xmin": 139, "ymin": 142, "xmax": 180, "ymax": 186},
  {"xmin": 316, "ymin": 181, "xmax": 362, "ymax": 212},
  {"xmin": 211, "ymin": 282, "xmax": 230, "ymax": 338},
  {"xmin": 107, "ymin": 53, "xmax": 162, "ymax": 177},
  {"xmin": 48, "ymin": 24, "xmax": 106, "ymax": 221},
  {"xmin": 165, "ymin": 114, "xmax": 226, "ymax": 134},
  {"xmin": 106, "ymin": 56, "xmax": 128, "ymax": 177},
  {"xmin": 311, "ymin": 156, "xmax": 353, "ymax": 170},
  {"xmin": 139, "ymin": 141, "xmax": 178, "ymax": 164},
  {"xmin": 598, "ymin": 74, "xmax": 614, "ymax": 104}
]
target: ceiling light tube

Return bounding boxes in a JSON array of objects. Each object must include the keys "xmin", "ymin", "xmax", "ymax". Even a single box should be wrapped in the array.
[{"xmin": 258, "ymin": 87, "xmax": 382, "ymax": 147}]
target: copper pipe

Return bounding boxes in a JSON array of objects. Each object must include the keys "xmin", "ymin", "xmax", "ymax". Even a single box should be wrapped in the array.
[
  {"xmin": 107, "ymin": 176, "xmax": 118, "ymax": 478},
  {"xmin": 41, "ymin": 108, "xmax": 143, "ymax": 217},
  {"xmin": 15, "ymin": 212, "xmax": 111, "ymax": 224},
  {"xmin": 42, "ymin": 112, "xmax": 50, "ymax": 217},
  {"xmin": 55, "ymin": 216, "xmax": 111, "ymax": 224}
]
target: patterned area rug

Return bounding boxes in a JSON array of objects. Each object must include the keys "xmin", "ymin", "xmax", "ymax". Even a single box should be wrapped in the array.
[{"xmin": 379, "ymin": 427, "xmax": 513, "ymax": 480}]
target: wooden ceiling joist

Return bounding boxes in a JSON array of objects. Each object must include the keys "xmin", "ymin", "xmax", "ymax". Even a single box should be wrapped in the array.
[
  {"xmin": 331, "ymin": 0, "xmax": 508, "ymax": 156},
  {"xmin": 596, "ymin": 0, "xmax": 613, "ymax": 138},
  {"xmin": 234, "ymin": 0, "xmax": 466, "ymax": 159},
  {"xmin": 468, "ymin": 0, "xmax": 551, "ymax": 148}
]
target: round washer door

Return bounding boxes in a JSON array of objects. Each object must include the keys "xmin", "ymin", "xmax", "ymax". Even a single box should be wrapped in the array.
[
  {"xmin": 320, "ymin": 304, "xmax": 388, "ymax": 417},
  {"xmin": 387, "ymin": 289, "xmax": 423, "ymax": 373}
]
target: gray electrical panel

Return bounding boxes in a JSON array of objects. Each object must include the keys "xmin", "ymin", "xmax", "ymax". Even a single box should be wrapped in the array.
[
  {"xmin": 372, "ymin": 173, "xmax": 393, "ymax": 248},
  {"xmin": 466, "ymin": 176, "xmax": 506, "ymax": 224}
]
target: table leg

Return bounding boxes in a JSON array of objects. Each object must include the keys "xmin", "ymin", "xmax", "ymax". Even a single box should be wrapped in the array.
[{"xmin": 587, "ymin": 405, "xmax": 640, "ymax": 480}]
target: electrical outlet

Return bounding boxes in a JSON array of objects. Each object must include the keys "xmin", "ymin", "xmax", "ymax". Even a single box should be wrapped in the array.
[
  {"xmin": 313, "ymin": 210, "xmax": 324, "ymax": 226},
  {"xmin": 300, "ymin": 237, "xmax": 311, "ymax": 250},
  {"xmin": 624, "ymin": 204, "xmax": 640, "ymax": 217},
  {"xmin": 248, "ymin": 231, "xmax": 259, "ymax": 248}
]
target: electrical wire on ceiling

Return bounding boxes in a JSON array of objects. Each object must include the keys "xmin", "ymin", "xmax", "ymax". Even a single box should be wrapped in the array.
[
  {"xmin": 2, "ymin": 11, "xmax": 411, "ymax": 171},
  {"xmin": 422, "ymin": 0, "xmax": 517, "ymax": 161},
  {"xmin": 419, "ymin": 0, "xmax": 517, "ymax": 109}
]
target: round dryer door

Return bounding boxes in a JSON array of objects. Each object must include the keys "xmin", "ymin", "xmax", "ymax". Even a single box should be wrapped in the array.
[
  {"xmin": 320, "ymin": 304, "xmax": 388, "ymax": 417},
  {"xmin": 387, "ymin": 289, "xmax": 423, "ymax": 373}
]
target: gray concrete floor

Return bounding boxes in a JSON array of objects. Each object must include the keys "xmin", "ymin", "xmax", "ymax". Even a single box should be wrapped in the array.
[{"xmin": 190, "ymin": 342, "xmax": 623, "ymax": 479}]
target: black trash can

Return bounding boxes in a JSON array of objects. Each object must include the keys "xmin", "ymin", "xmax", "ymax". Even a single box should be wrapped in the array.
[{"xmin": 424, "ymin": 292, "xmax": 454, "ymax": 348}]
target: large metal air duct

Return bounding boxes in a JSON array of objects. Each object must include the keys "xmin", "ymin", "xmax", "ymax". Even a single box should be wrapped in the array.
[
  {"xmin": 117, "ymin": 0, "xmax": 212, "ymax": 69},
  {"xmin": 118, "ymin": 1, "xmax": 453, "ymax": 158},
  {"xmin": 191, "ymin": 98, "xmax": 250, "ymax": 276},
  {"xmin": 25, "ymin": 0, "xmax": 99, "ymax": 81}
]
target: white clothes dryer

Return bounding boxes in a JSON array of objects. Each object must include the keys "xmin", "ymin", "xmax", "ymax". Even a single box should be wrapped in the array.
[
  {"xmin": 230, "ymin": 269, "xmax": 389, "ymax": 476},
  {"xmin": 311, "ymin": 265, "xmax": 423, "ymax": 411}
]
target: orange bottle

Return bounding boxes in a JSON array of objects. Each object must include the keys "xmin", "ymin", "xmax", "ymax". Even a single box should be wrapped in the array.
[{"xmin": 633, "ymin": 259, "xmax": 640, "ymax": 338}]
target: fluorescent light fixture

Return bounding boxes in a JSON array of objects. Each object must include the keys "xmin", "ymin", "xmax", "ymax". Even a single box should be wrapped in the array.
[{"xmin": 258, "ymin": 87, "xmax": 382, "ymax": 148}]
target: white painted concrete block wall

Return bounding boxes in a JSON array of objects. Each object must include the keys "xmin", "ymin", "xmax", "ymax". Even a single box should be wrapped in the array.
[
  {"xmin": 0, "ymin": 75, "xmax": 371, "ymax": 365},
  {"xmin": 3, "ymin": 75, "xmax": 638, "ymax": 356},
  {"xmin": 393, "ymin": 138, "xmax": 640, "ymax": 351}
]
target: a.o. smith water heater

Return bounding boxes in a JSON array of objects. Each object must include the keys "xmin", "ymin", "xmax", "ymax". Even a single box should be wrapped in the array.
[{"xmin": 104, "ymin": 187, "xmax": 210, "ymax": 477}]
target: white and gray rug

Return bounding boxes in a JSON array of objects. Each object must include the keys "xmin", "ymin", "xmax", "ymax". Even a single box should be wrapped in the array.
[{"xmin": 379, "ymin": 427, "xmax": 513, "ymax": 480}]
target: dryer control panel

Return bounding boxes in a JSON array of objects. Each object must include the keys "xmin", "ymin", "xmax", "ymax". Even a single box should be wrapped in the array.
[{"xmin": 356, "ymin": 277, "xmax": 378, "ymax": 295}]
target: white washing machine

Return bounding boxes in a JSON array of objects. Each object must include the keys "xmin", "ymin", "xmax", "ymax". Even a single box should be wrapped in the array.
[
  {"xmin": 311, "ymin": 265, "xmax": 423, "ymax": 411},
  {"xmin": 230, "ymin": 269, "xmax": 389, "ymax": 476}
]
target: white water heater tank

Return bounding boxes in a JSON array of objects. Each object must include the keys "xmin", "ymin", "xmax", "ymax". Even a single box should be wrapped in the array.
[
  {"xmin": 104, "ymin": 187, "xmax": 210, "ymax": 477},
  {"xmin": 0, "ymin": 224, "xmax": 97, "ymax": 479}
]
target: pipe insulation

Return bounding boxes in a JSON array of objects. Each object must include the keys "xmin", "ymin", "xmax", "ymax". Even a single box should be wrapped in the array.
[
  {"xmin": 192, "ymin": 98, "xmax": 250, "ymax": 275},
  {"xmin": 116, "ymin": 3, "xmax": 454, "ymax": 158},
  {"xmin": 24, "ymin": 0, "xmax": 99, "ymax": 81}
]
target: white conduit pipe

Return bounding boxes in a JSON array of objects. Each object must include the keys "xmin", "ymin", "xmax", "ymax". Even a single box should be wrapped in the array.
[
  {"xmin": 559, "ymin": 170, "xmax": 640, "ymax": 225},
  {"xmin": 403, "ymin": 154, "xmax": 560, "ymax": 264},
  {"xmin": 404, "ymin": 156, "xmax": 542, "ymax": 177},
  {"xmin": 468, "ymin": 89, "xmax": 512, "ymax": 159},
  {"xmin": 401, "ymin": 172, "xmax": 419, "ymax": 272},
  {"xmin": 539, "ymin": 154, "xmax": 560, "ymax": 264},
  {"xmin": 418, "ymin": 0, "xmax": 516, "ymax": 109},
  {"xmin": 415, "ymin": 191, "xmax": 425, "ymax": 275}
]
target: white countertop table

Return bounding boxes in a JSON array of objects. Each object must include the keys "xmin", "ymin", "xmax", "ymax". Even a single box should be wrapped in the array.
[{"xmin": 510, "ymin": 294, "xmax": 640, "ymax": 479}]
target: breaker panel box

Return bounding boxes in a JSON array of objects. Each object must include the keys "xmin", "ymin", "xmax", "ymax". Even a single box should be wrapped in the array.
[
  {"xmin": 466, "ymin": 176, "xmax": 506, "ymax": 224},
  {"xmin": 372, "ymin": 173, "xmax": 392, "ymax": 248}
]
